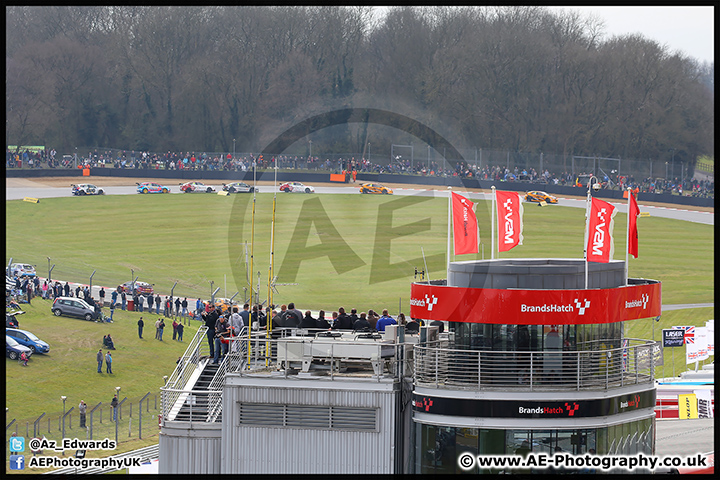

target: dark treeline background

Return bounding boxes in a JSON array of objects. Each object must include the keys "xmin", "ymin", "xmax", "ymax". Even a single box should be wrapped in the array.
[{"xmin": 5, "ymin": 6, "xmax": 714, "ymax": 166}]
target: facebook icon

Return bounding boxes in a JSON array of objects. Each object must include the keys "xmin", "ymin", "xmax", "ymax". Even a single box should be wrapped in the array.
[{"xmin": 10, "ymin": 455, "xmax": 25, "ymax": 470}]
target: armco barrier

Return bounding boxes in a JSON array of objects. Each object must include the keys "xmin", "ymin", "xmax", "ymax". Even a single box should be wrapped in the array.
[{"xmin": 6, "ymin": 168, "xmax": 714, "ymax": 208}]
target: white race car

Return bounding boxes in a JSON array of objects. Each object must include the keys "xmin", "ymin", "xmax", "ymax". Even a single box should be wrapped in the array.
[
  {"xmin": 279, "ymin": 182, "xmax": 315, "ymax": 193},
  {"xmin": 71, "ymin": 183, "xmax": 105, "ymax": 195}
]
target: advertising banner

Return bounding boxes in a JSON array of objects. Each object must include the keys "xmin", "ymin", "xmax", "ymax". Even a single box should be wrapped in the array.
[
  {"xmin": 662, "ymin": 329, "xmax": 685, "ymax": 347},
  {"xmin": 410, "ymin": 281, "xmax": 661, "ymax": 325},
  {"xmin": 496, "ymin": 191, "xmax": 523, "ymax": 252},
  {"xmin": 586, "ymin": 198, "xmax": 617, "ymax": 263},
  {"xmin": 678, "ymin": 394, "xmax": 699, "ymax": 420}
]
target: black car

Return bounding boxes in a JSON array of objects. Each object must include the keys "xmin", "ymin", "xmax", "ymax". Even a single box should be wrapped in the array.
[{"xmin": 6, "ymin": 311, "xmax": 24, "ymax": 328}]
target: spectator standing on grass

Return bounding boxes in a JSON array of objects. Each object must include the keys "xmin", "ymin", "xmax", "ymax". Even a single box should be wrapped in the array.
[
  {"xmin": 108, "ymin": 301, "xmax": 115, "ymax": 322},
  {"xmin": 137, "ymin": 316, "xmax": 144, "ymax": 339},
  {"xmin": 155, "ymin": 294, "xmax": 161, "ymax": 314},
  {"xmin": 155, "ymin": 318, "xmax": 161, "ymax": 340},
  {"xmin": 111, "ymin": 394, "xmax": 118, "ymax": 421},
  {"xmin": 97, "ymin": 349, "xmax": 103, "ymax": 373},
  {"xmin": 105, "ymin": 351, "xmax": 113, "ymax": 374},
  {"xmin": 172, "ymin": 318, "xmax": 178, "ymax": 340},
  {"xmin": 25, "ymin": 282, "xmax": 32, "ymax": 305},
  {"xmin": 177, "ymin": 322, "xmax": 184, "ymax": 342},
  {"xmin": 79, "ymin": 400, "xmax": 87, "ymax": 428},
  {"xmin": 158, "ymin": 318, "xmax": 165, "ymax": 341},
  {"xmin": 42, "ymin": 280, "xmax": 49, "ymax": 299},
  {"xmin": 196, "ymin": 298, "xmax": 203, "ymax": 316},
  {"xmin": 147, "ymin": 294, "xmax": 154, "ymax": 314},
  {"xmin": 99, "ymin": 287, "xmax": 105, "ymax": 306},
  {"xmin": 174, "ymin": 297, "xmax": 181, "ymax": 317},
  {"xmin": 182, "ymin": 298, "xmax": 188, "ymax": 317},
  {"xmin": 137, "ymin": 293, "xmax": 144, "ymax": 312},
  {"xmin": 121, "ymin": 290, "xmax": 126, "ymax": 310},
  {"xmin": 64, "ymin": 282, "xmax": 70, "ymax": 297},
  {"xmin": 111, "ymin": 288, "xmax": 118, "ymax": 306}
]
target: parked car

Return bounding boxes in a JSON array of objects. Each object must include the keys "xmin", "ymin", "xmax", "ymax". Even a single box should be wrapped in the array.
[
  {"xmin": 279, "ymin": 182, "xmax": 315, "ymax": 193},
  {"xmin": 524, "ymin": 191, "xmax": 558, "ymax": 204},
  {"xmin": 51, "ymin": 296, "xmax": 99, "ymax": 321},
  {"xmin": 71, "ymin": 183, "xmax": 105, "ymax": 195},
  {"xmin": 6, "ymin": 311, "xmax": 24, "ymax": 328},
  {"xmin": 118, "ymin": 281, "xmax": 154, "ymax": 295},
  {"xmin": 222, "ymin": 182, "xmax": 257, "ymax": 194},
  {"xmin": 359, "ymin": 183, "xmax": 393, "ymax": 195},
  {"xmin": 6, "ymin": 328, "xmax": 50, "ymax": 354},
  {"xmin": 136, "ymin": 182, "xmax": 170, "ymax": 194},
  {"xmin": 180, "ymin": 181, "xmax": 215, "ymax": 193},
  {"xmin": 6, "ymin": 335, "xmax": 33, "ymax": 360},
  {"xmin": 10, "ymin": 263, "xmax": 36, "ymax": 277}
]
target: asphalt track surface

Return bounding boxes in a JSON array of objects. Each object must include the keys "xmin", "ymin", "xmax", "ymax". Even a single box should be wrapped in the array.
[{"xmin": 5, "ymin": 179, "xmax": 714, "ymax": 225}]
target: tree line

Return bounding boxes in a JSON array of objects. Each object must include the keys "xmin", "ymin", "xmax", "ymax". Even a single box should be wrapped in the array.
[{"xmin": 5, "ymin": 6, "xmax": 714, "ymax": 169}]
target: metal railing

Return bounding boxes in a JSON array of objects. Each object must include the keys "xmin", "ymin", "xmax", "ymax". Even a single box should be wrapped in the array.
[
  {"xmin": 160, "ymin": 330, "xmax": 410, "ymax": 425},
  {"xmin": 414, "ymin": 338, "xmax": 657, "ymax": 391}
]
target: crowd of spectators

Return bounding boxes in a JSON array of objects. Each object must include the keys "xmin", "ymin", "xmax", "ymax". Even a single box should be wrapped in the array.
[{"xmin": 6, "ymin": 147, "xmax": 713, "ymax": 198}]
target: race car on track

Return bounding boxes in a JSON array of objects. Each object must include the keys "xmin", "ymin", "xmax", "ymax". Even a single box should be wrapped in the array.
[
  {"xmin": 524, "ymin": 191, "xmax": 558, "ymax": 204},
  {"xmin": 71, "ymin": 183, "xmax": 105, "ymax": 195},
  {"xmin": 222, "ymin": 182, "xmax": 258, "ymax": 194},
  {"xmin": 359, "ymin": 183, "xmax": 393, "ymax": 195},
  {"xmin": 180, "ymin": 181, "xmax": 216, "ymax": 193},
  {"xmin": 279, "ymin": 182, "xmax": 314, "ymax": 193},
  {"xmin": 136, "ymin": 182, "xmax": 170, "ymax": 194},
  {"xmin": 118, "ymin": 281, "xmax": 154, "ymax": 295}
]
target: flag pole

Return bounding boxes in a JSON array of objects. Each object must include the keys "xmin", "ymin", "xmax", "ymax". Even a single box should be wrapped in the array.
[
  {"xmin": 583, "ymin": 180, "xmax": 593, "ymax": 289},
  {"xmin": 490, "ymin": 186, "xmax": 496, "ymax": 260},
  {"xmin": 625, "ymin": 187, "xmax": 631, "ymax": 286},
  {"xmin": 447, "ymin": 186, "xmax": 452, "ymax": 283}
]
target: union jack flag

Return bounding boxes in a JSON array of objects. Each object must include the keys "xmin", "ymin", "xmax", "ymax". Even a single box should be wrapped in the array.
[{"xmin": 672, "ymin": 326, "xmax": 695, "ymax": 344}]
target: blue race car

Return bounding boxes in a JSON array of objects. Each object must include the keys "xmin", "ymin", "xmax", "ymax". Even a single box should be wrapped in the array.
[{"xmin": 137, "ymin": 182, "xmax": 170, "ymax": 194}]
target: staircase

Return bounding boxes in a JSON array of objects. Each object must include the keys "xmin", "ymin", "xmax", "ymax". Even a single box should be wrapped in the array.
[{"xmin": 172, "ymin": 360, "xmax": 222, "ymax": 422}]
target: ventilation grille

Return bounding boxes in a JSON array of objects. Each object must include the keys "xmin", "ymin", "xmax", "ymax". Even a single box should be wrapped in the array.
[{"xmin": 238, "ymin": 403, "xmax": 378, "ymax": 431}]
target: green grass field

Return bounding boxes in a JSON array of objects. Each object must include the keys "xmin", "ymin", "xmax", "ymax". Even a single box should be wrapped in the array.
[
  {"xmin": 4, "ymin": 191, "xmax": 714, "ymax": 471},
  {"xmin": 5, "ymin": 192, "xmax": 714, "ymax": 308}
]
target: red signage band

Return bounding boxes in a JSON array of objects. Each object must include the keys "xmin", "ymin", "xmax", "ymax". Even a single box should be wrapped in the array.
[{"xmin": 410, "ymin": 281, "xmax": 661, "ymax": 325}]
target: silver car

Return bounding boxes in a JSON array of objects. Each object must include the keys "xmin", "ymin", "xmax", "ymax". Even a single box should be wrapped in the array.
[{"xmin": 51, "ymin": 296, "xmax": 99, "ymax": 321}]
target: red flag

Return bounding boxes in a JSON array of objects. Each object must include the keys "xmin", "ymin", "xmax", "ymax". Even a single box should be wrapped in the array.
[
  {"xmin": 586, "ymin": 198, "xmax": 617, "ymax": 263},
  {"xmin": 628, "ymin": 192, "xmax": 639, "ymax": 258},
  {"xmin": 496, "ymin": 191, "xmax": 524, "ymax": 252},
  {"xmin": 451, "ymin": 192, "xmax": 479, "ymax": 255}
]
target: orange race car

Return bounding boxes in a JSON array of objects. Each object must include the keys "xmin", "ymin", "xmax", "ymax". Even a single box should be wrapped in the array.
[
  {"xmin": 524, "ymin": 190, "xmax": 558, "ymax": 204},
  {"xmin": 359, "ymin": 182, "xmax": 393, "ymax": 195}
]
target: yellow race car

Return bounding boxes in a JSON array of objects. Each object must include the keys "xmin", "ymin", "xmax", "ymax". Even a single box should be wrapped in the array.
[
  {"xmin": 524, "ymin": 191, "xmax": 558, "ymax": 204},
  {"xmin": 359, "ymin": 182, "xmax": 393, "ymax": 195}
]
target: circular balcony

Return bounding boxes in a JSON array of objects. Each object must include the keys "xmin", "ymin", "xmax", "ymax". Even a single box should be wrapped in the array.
[{"xmin": 413, "ymin": 338, "xmax": 657, "ymax": 391}]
